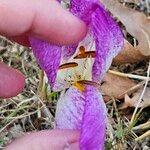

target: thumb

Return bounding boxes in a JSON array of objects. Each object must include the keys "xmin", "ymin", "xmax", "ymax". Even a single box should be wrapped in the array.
[
  {"xmin": 0, "ymin": 62, "xmax": 25, "ymax": 98},
  {"xmin": 4, "ymin": 129, "xmax": 80, "ymax": 150}
]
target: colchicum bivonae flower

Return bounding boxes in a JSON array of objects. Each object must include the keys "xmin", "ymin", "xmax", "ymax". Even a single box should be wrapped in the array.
[{"xmin": 29, "ymin": 0, "xmax": 123, "ymax": 149}]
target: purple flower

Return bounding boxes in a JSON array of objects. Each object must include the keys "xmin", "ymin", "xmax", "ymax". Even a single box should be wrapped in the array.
[
  {"xmin": 29, "ymin": 0, "xmax": 123, "ymax": 149},
  {"xmin": 56, "ymin": 85, "xmax": 107, "ymax": 149}
]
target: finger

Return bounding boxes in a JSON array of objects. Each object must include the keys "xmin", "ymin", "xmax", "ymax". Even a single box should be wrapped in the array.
[
  {"xmin": 5, "ymin": 129, "xmax": 80, "ymax": 150},
  {"xmin": 0, "ymin": 0, "xmax": 87, "ymax": 45},
  {"xmin": 70, "ymin": 142, "xmax": 80, "ymax": 150},
  {"xmin": 0, "ymin": 62, "xmax": 25, "ymax": 98},
  {"xmin": 9, "ymin": 35, "xmax": 30, "ymax": 47}
]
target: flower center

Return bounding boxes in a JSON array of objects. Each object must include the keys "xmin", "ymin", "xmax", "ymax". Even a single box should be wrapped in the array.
[
  {"xmin": 73, "ymin": 82, "xmax": 85, "ymax": 92},
  {"xmin": 58, "ymin": 46, "xmax": 95, "ymax": 88}
]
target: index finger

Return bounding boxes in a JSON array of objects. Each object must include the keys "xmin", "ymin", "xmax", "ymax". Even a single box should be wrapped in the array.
[
  {"xmin": 0, "ymin": 0, "xmax": 87, "ymax": 45},
  {"xmin": 4, "ymin": 129, "xmax": 80, "ymax": 150}
]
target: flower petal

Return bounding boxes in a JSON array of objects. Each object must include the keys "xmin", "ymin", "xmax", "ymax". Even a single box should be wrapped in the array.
[
  {"xmin": 55, "ymin": 86, "xmax": 85, "ymax": 129},
  {"xmin": 69, "ymin": 0, "xmax": 123, "ymax": 81},
  {"xmin": 62, "ymin": 45, "xmax": 77, "ymax": 61},
  {"xmin": 92, "ymin": 6, "xmax": 124, "ymax": 81},
  {"xmin": 80, "ymin": 85, "xmax": 107, "ymax": 150},
  {"xmin": 53, "ymin": 65, "xmax": 77, "ymax": 91},
  {"xmin": 55, "ymin": 85, "xmax": 107, "ymax": 150},
  {"xmin": 70, "ymin": 0, "xmax": 98, "ymax": 24},
  {"xmin": 29, "ymin": 38, "xmax": 61, "ymax": 87},
  {"xmin": 61, "ymin": 0, "xmax": 99, "ymax": 59}
]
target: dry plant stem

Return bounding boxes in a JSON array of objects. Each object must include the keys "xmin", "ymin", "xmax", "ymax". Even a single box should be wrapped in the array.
[
  {"xmin": 113, "ymin": 98, "xmax": 120, "ymax": 123},
  {"xmin": 109, "ymin": 70, "xmax": 150, "ymax": 80},
  {"xmin": 135, "ymin": 130, "xmax": 150, "ymax": 141},
  {"xmin": 133, "ymin": 121, "xmax": 150, "ymax": 130},
  {"xmin": 130, "ymin": 60, "xmax": 150, "ymax": 125},
  {"xmin": 124, "ymin": 118, "xmax": 138, "ymax": 139},
  {"xmin": 37, "ymin": 71, "xmax": 54, "ymax": 125},
  {"xmin": 37, "ymin": 70, "xmax": 45, "ymax": 118},
  {"xmin": 38, "ymin": 70, "xmax": 46, "ymax": 100},
  {"xmin": 0, "ymin": 106, "xmax": 43, "ymax": 135},
  {"xmin": 38, "ymin": 97, "xmax": 54, "ymax": 127},
  {"xmin": 0, "ymin": 118, "xmax": 18, "ymax": 134},
  {"xmin": 0, "ymin": 107, "xmax": 43, "ymax": 119},
  {"xmin": 119, "ymin": 80, "xmax": 145, "ymax": 98},
  {"xmin": 17, "ymin": 97, "xmax": 37, "ymax": 107}
]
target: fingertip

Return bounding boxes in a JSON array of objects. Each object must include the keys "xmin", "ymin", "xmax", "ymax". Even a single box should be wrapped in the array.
[
  {"xmin": 0, "ymin": 62, "xmax": 25, "ymax": 98},
  {"xmin": 70, "ymin": 142, "xmax": 80, "ymax": 150},
  {"xmin": 4, "ymin": 129, "xmax": 79, "ymax": 150},
  {"xmin": 61, "ymin": 16, "xmax": 87, "ymax": 45},
  {"xmin": 0, "ymin": 0, "xmax": 87, "ymax": 46},
  {"xmin": 54, "ymin": 11, "xmax": 87, "ymax": 45},
  {"xmin": 30, "ymin": 0, "xmax": 87, "ymax": 45},
  {"xmin": 9, "ymin": 35, "xmax": 30, "ymax": 47}
]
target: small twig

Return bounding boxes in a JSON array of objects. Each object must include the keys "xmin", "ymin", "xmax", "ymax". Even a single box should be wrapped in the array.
[
  {"xmin": 119, "ymin": 80, "xmax": 145, "ymax": 98},
  {"xmin": 38, "ymin": 70, "xmax": 46, "ymax": 99},
  {"xmin": 0, "ymin": 118, "xmax": 17, "ymax": 134},
  {"xmin": 37, "ymin": 70, "xmax": 45, "ymax": 118},
  {"xmin": 38, "ymin": 97, "xmax": 54, "ymax": 127},
  {"xmin": 109, "ymin": 70, "xmax": 150, "ymax": 80},
  {"xmin": 130, "ymin": 60, "xmax": 150, "ymax": 125},
  {"xmin": 0, "ymin": 106, "xmax": 43, "ymax": 120},
  {"xmin": 133, "ymin": 121, "xmax": 150, "ymax": 130},
  {"xmin": 135, "ymin": 130, "xmax": 150, "ymax": 141}
]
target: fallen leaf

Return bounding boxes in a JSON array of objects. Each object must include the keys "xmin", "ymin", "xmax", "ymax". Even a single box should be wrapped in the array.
[
  {"xmin": 120, "ymin": 87, "xmax": 150, "ymax": 109},
  {"xmin": 113, "ymin": 40, "xmax": 148, "ymax": 65},
  {"xmin": 101, "ymin": 0, "xmax": 150, "ymax": 56},
  {"xmin": 101, "ymin": 73, "xmax": 136, "ymax": 99}
]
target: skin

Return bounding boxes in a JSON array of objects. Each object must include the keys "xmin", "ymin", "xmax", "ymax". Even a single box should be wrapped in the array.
[
  {"xmin": 0, "ymin": 0, "xmax": 87, "ymax": 149},
  {"xmin": 4, "ymin": 130, "xmax": 80, "ymax": 150},
  {"xmin": 0, "ymin": 0, "xmax": 87, "ymax": 98}
]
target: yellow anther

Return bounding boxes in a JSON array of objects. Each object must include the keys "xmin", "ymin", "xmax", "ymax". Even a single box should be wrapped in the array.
[{"xmin": 73, "ymin": 82, "xmax": 85, "ymax": 92}]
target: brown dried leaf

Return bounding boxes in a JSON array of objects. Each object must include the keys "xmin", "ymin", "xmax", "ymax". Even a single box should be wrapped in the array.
[
  {"xmin": 113, "ymin": 40, "xmax": 148, "ymax": 65},
  {"xmin": 101, "ymin": 73, "xmax": 136, "ymax": 99},
  {"xmin": 120, "ymin": 87, "xmax": 150, "ymax": 109},
  {"xmin": 101, "ymin": 0, "xmax": 150, "ymax": 56}
]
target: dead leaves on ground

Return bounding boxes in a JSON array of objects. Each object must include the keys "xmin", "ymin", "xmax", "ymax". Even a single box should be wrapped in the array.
[
  {"xmin": 99, "ymin": 0, "xmax": 150, "ymax": 109},
  {"xmin": 120, "ymin": 87, "xmax": 150, "ymax": 109},
  {"xmin": 113, "ymin": 40, "xmax": 148, "ymax": 65},
  {"xmin": 101, "ymin": 73, "xmax": 150, "ymax": 109},
  {"xmin": 101, "ymin": 0, "xmax": 150, "ymax": 62},
  {"xmin": 101, "ymin": 73, "xmax": 136, "ymax": 100}
]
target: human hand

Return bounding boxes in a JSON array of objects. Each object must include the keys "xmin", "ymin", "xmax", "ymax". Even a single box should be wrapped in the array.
[
  {"xmin": 0, "ymin": 0, "xmax": 86, "ymax": 149},
  {"xmin": 0, "ymin": 0, "xmax": 86, "ymax": 98},
  {"xmin": 4, "ymin": 129, "xmax": 79, "ymax": 150}
]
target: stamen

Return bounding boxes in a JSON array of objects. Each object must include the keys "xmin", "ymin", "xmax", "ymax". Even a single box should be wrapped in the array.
[
  {"xmin": 73, "ymin": 82, "xmax": 85, "ymax": 92},
  {"xmin": 59, "ymin": 62, "xmax": 78, "ymax": 70},
  {"xmin": 74, "ymin": 51, "xmax": 95, "ymax": 59},
  {"xmin": 79, "ymin": 46, "xmax": 85, "ymax": 54},
  {"xmin": 78, "ymin": 80, "xmax": 99, "ymax": 88}
]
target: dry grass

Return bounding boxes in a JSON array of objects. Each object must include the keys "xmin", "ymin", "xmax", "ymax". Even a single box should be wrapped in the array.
[
  {"xmin": 0, "ymin": 0, "xmax": 150, "ymax": 149},
  {"xmin": 0, "ymin": 37, "xmax": 56, "ymax": 149}
]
